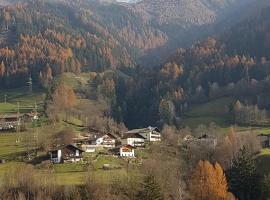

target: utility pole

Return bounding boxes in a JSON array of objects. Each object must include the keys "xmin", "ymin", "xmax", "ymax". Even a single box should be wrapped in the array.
[
  {"xmin": 15, "ymin": 102, "xmax": 21, "ymax": 160},
  {"xmin": 34, "ymin": 100, "xmax": 38, "ymax": 117},
  {"xmin": 85, "ymin": 116, "xmax": 88, "ymax": 127},
  {"xmin": 245, "ymin": 65, "xmax": 250, "ymax": 83},
  {"xmin": 33, "ymin": 101, "xmax": 38, "ymax": 156},
  {"xmin": 27, "ymin": 76, "xmax": 33, "ymax": 93}
]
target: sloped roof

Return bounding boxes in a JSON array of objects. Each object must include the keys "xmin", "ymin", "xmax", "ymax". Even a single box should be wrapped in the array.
[
  {"xmin": 82, "ymin": 127, "xmax": 118, "ymax": 139},
  {"xmin": 51, "ymin": 144, "xmax": 85, "ymax": 152},
  {"xmin": 0, "ymin": 113, "xmax": 31, "ymax": 119},
  {"xmin": 126, "ymin": 126, "xmax": 159, "ymax": 134},
  {"xmin": 95, "ymin": 133, "xmax": 117, "ymax": 139},
  {"xmin": 120, "ymin": 144, "xmax": 134, "ymax": 149},
  {"xmin": 122, "ymin": 132, "xmax": 145, "ymax": 139}
]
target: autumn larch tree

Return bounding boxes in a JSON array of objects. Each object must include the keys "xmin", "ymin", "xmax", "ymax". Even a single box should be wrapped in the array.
[
  {"xmin": 189, "ymin": 160, "xmax": 235, "ymax": 200},
  {"xmin": 52, "ymin": 84, "xmax": 76, "ymax": 109},
  {"xmin": 0, "ymin": 61, "xmax": 5, "ymax": 77}
]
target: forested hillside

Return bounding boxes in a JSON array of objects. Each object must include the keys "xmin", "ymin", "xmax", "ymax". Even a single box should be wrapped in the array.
[
  {"xmin": 127, "ymin": 0, "xmax": 240, "ymax": 26},
  {"xmin": 116, "ymin": 1, "xmax": 270, "ymax": 128},
  {"xmin": 120, "ymin": 0, "xmax": 256, "ymax": 65},
  {"xmin": 0, "ymin": 0, "xmax": 167, "ymax": 88},
  {"xmin": 0, "ymin": 0, "xmax": 259, "ymax": 89},
  {"xmin": 222, "ymin": 2, "xmax": 270, "ymax": 59}
]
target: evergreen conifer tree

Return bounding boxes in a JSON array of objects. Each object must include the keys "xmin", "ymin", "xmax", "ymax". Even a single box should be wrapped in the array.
[
  {"xmin": 226, "ymin": 147, "xmax": 261, "ymax": 200},
  {"xmin": 136, "ymin": 175, "xmax": 164, "ymax": 200}
]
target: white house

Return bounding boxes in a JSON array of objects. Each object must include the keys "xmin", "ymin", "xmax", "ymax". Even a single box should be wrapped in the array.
[
  {"xmin": 121, "ymin": 132, "xmax": 145, "ymax": 147},
  {"xmin": 50, "ymin": 144, "xmax": 85, "ymax": 163},
  {"xmin": 126, "ymin": 126, "xmax": 161, "ymax": 142},
  {"xmin": 93, "ymin": 133, "xmax": 116, "ymax": 148},
  {"xmin": 120, "ymin": 145, "xmax": 135, "ymax": 157}
]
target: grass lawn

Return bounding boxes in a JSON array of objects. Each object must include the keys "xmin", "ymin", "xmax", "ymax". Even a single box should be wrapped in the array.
[
  {"xmin": 0, "ymin": 86, "xmax": 45, "ymax": 114},
  {"xmin": 50, "ymin": 155, "xmax": 133, "ymax": 185},
  {"xmin": 0, "ymin": 160, "xmax": 134, "ymax": 186},
  {"xmin": 54, "ymin": 168, "xmax": 129, "ymax": 185},
  {"xmin": 53, "ymin": 158, "xmax": 133, "ymax": 185},
  {"xmin": 53, "ymin": 163, "xmax": 87, "ymax": 173},
  {"xmin": 54, "ymin": 172, "xmax": 86, "ymax": 185},
  {"xmin": 93, "ymin": 156, "xmax": 126, "ymax": 169},
  {"xmin": 0, "ymin": 132, "xmax": 25, "ymax": 159},
  {"xmin": 183, "ymin": 97, "xmax": 235, "ymax": 128},
  {"xmin": 258, "ymin": 128, "xmax": 270, "ymax": 135},
  {"xmin": 0, "ymin": 161, "xmax": 21, "ymax": 174}
]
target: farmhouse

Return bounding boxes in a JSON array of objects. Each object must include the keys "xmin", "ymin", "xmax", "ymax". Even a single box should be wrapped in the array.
[
  {"xmin": 74, "ymin": 132, "xmax": 117, "ymax": 153},
  {"xmin": 121, "ymin": 132, "xmax": 145, "ymax": 147},
  {"xmin": 109, "ymin": 144, "xmax": 135, "ymax": 157},
  {"xmin": 92, "ymin": 133, "xmax": 116, "ymax": 148},
  {"xmin": 0, "ymin": 113, "xmax": 35, "ymax": 130},
  {"xmin": 197, "ymin": 134, "xmax": 217, "ymax": 148},
  {"xmin": 120, "ymin": 145, "xmax": 135, "ymax": 157},
  {"xmin": 258, "ymin": 134, "xmax": 270, "ymax": 148},
  {"xmin": 126, "ymin": 126, "xmax": 161, "ymax": 142},
  {"xmin": 184, "ymin": 134, "xmax": 218, "ymax": 150},
  {"xmin": 0, "ymin": 113, "xmax": 23, "ymax": 130},
  {"xmin": 50, "ymin": 144, "xmax": 85, "ymax": 163}
]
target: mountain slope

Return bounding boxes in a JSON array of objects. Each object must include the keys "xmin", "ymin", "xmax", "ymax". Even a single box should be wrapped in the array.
[
  {"xmin": 123, "ymin": 0, "xmax": 249, "ymax": 26},
  {"xmin": 0, "ymin": 0, "xmax": 167, "ymax": 88},
  {"xmin": 121, "ymin": 0, "xmax": 270, "ymax": 127},
  {"xmin": 117, "ymin": 0, "xmax": 257, "ymax": 66},
  {"xmin": 221, "ymin": 0, "xmax": 270, "ymax": 59}
]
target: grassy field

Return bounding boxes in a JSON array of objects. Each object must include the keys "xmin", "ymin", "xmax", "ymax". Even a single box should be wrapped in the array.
[
  {"xmin": 0, "ymin": 154, "xmax": 139, "ymax": 186},
  {"xmin": 0, "ymin": 87, "xmax": 47, "ymax": 160},
  {"xmin": 0, "ymin": 132, "xmax": 25, "ymax": 159},
  {"xmin": 258, "ymin": 127, "xmax": 270, "ymax": 135},
  {"xmin": 0, "ymin": 86, "xmax": 45, "ymax": 114},
  {"xmin": 183, "ymin": 97, "xmax": 235, "ymax": 128}
]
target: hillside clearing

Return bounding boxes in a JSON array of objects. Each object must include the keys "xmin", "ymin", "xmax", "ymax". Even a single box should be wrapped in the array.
[{"xmin": 183, "ymin": 97, "xmax": 235, "ymax": 128}]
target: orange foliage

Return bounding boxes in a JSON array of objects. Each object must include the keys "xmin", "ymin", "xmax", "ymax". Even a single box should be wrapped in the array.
[
  {"xmin": 160, "ymin": 62, "xmax": 183, "ymax": 81},
  {"xmin": 52, "ymin": 84, "xmax": 76, "ymax": 109},
  {"xmin": 189, "ymin": 160, "xmax": 235, "ymax": 200}
]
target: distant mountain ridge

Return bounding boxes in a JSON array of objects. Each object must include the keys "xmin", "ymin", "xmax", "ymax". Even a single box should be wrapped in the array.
[
  {"xmin": 115, "ymin": 0, "xmax": 142, "ymax": 3},
  {"xmin": 121, "ymin": 0, "xmax": 249, "ymax": 26}
]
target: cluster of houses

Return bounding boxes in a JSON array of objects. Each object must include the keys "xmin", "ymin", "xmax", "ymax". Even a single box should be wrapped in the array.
[{"xmin": 50, "ymin": 126, "xmax": 162, "ymax": 163}]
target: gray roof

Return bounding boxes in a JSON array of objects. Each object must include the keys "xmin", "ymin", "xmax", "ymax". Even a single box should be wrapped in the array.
[
  {"xmin": 122, "ymin": 132, "xmax": 145, "ymax": 139},
  {"xmin": 0, "ymin": 113, "xmax": 31, "ymax": 119},
  {"xmin": 126, "ymin": 126, "xmax": 159, "ymax": 134},
  {"xmin": 51, "ymin": 144, "xmax": 85, "ymax": 152}
]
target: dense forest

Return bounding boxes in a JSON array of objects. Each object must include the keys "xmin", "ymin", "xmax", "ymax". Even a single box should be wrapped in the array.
[
  {"xmin": 118, "ymin": 2, "xmax": 270, "ymax": 128},
  {"xmin": 0, "ymin": 0, "xmax": 258, "ymax": 89},
  {"xmin": 0, "ymin": 0, "xmax": 167, "ymax": 87}
]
